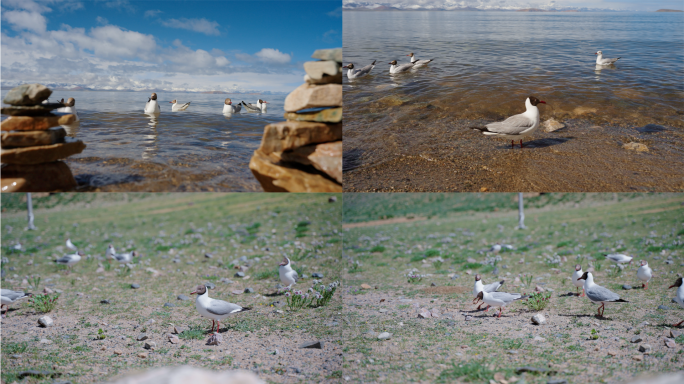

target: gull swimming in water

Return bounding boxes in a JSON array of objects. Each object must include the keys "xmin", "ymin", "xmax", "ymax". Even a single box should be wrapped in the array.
[
  {"xmin": 191, "ymin": 284, "xmax": 251, "ymax": 333},
  {"xmin": 56, "ymin": 98, "xmax": 79, "ymax": 121},
  {"xmin": 343, "ymin": 61, "xmax": 376, "ymax": 79},
  {"xmin": 241, "ymin": 100, "xmax": 268, "ymax": 113},
  {"xmin": 170, "ymin": 100, "xmax": 191, "ymax": 111},
  {"xmin": 222, "ymin": 98, "xmax": 241, "ymax": 114},
  {"xmin": 472, "ymin": 96, "xmax": 546, "ymax": 149},
  {"xmin": 388, "ymin": 60, "xmax": 414, "ymax": 74},
  {"xmin": 406, "ymin": 53, "xmax": 433, "ymax": 67},
  {"xmin": 595, "ymin": 50, "xmax": 621, "ymax": 66},
  {"xmin": 144, "ymin": 93, "xmax": 161, "ymax": 114}
]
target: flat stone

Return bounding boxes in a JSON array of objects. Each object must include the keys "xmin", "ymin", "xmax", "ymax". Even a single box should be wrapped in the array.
[
  {"xmin": 244, "ymin": 288, "xmax": 254, "ymax": 293},
  {"xmin": 177, "ymin": 294, "xmax": 190, "ymax": 301},
  {"xmin": 632, "ymin": 355, "xmax": 643, "ymax": 361},
  {"xmin": 138, "ymin": 352, "xmax": 148, "ymax": 358},
  {"xmin": 622, "ymin": 285, "xmax": 632, "ymax": 290},
  {"xmin": 607, "ymin": 350, "xmax": 618, "ymax": 356},
  {"xmin": 532, "ymin": 314, "xmax": 546, "ymax": 325},
  {"xmin": 311, "ymin": 48, "xmax": 342, "ymax": 62},
  {"xmin": 1, "ymin": 139, "xmax": 85, "ymax": 164},
  {"xmin": 1, "ymin": 114, "xmax": 77, "ymax": 131},
  {"xmin": 631, "ymin": 336, "xmax": 642, "ymax": 343},
  {"xmin": 206, "ymin": 333, "xmax": 222, "ymax": 345},
  {"xmin": 168, "ymin": 334, "xmax": 180, "ymax": 344},
  {"xmin": 38, "ymin": 316, "xmax": 53, "ymax": 327},
  {"xmin": 163, "ymin": 302, "xmax": 175, "ymax": 307},
  {"xmin": 39, "ymin": 338, "xmax": 53, "ymax": 344},
  {"xmin": 144, "ymin": 342, "xmax": 157, "ymax": 350},
  {"xmin": 299, "ymin": 341, "xmax": 323, "ymax": 349},
  {"xmin": 543, "ymin": 118, "xmax": 565, "ymax": 132},
  {"xmin": 1, "ymin": 103, "xmax": 64, "ymax": 116},
  {"xmin": 136, "ymin": 334, "xmax": 148, "ymax": 341},
  {"xmin": 305, "ymin": 73, "xmax": 342, "ymax": 85},
  {"xmin": 1, "ymin": 128, "xmax": 66, "ymax": 147},
  {"xmin": 204, "ymin": 253, "xmax": 213, "ymax": 258},
  {"xmin": 231, "ymin": 290, "xmax": 243, "ymax": 295},
  {"xmin": 670, "ymin": 329, "xmax": 682, "ymax": 338},
  {"xmin": 3, "ymin": 84, "xmax": 52, "ymax": 106},
  {"xmin": 377, "ymin": 332, "xmax": 392, "ymax": 340},
  {"xmin": 284, "ymin": 83, "xmax": 342, "ymax": 112},
  {"xmin": 0, "ymin": 161, "xmax": 77, "ymax": 192},
  {"xmin": 235, "ymin": 272, "xmax": 245, "ymax": 278},
  {"xmin": 657, "ymin": 305, "xmax": 670, "ymax": 310},
  {"xmin": 284, "ymin": 107, "xmax": 342, "ymax": 123},
  {"xmin": 418, "ymin": 309, "xmax": 431, "ymax": 319},
  {"xmin": 278, "ymin": 141, "xmax": 342, "ymax": 183},
  {"xmin": 312, "ymin": 273, "xmax": 324, "ymax": 278},
  {"xmin": 258, "ymin": 121, "xmax": 342, "ymax": 154},
  {"xmin": 623, "ymin": 142, "xmax": 648, "ymax": 152},
  {"xmin": 360, "ymin": 284, "xmax": 372, "ymax": 289},
  {"xmin": 131, "ymin": 283, "xmax": 140, "ymax": 289},
  {"xmin": 638, "ymin": 344, "xmax": 652, "ymax": 353},
  {"xmin": 665, "ymin": 338, "xmax": 676, "ymax": 348},
  {"xmin": 303, "ymin": 61, "xmax": 341, "ymax": 80},
  {"xmin": 114, "ymin": 349, "xmax": 123, "ymax": 355},
  {"xmin": 249, "ymin": 149, "xmax": 342, "ymax": 193}
]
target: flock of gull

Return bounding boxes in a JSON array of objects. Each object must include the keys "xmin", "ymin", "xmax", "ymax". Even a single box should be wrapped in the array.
[{"xmin": 143, "ymin": 93, "xmax": 269, "ymax": 115}]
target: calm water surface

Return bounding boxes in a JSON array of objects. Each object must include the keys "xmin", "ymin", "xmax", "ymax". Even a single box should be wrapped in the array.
[
  {"xmin": 344, "ymin": 11, "xmax": 684, "ymax": 172},
  {"xmin": 1, "ymin": 90, "xmax": 285, "ymax": 191}
]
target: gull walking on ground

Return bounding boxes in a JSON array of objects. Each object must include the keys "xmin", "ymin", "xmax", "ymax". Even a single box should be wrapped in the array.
[
  {"xmin": 604, "ymin": 253, "xmax": 633, "ymax": 265},
  {"xmin": 572, "ymin": 264, "xmax": 585, "ymax": 296},
  {"xmin": 191, "ymin": 284, "xmax": 251, "ymax": 333},
  {"xmin": 279, "ymin": 256, "xmax": 298, "ymax": 289},
  {"xmin": 636, "ymin": 260, "xmax": 652, "ymax": 289},
  {"xmin": 476, "ymin": 290, "xmax": 525, "ymax": 318},
  {"xmin": 578, "ymin": 271, "xmax": 628, "ymax": 317},
  {"xmin": 472, "ymin": 96, "xmax": 546, "ymax": 148},
  {"xmin": 1, "ymin": 289, "xmax": 32, "ymax": 317},
  {"xmin": 54, "ymin": 251, "xmax": 83, "ymax": 272},
  {"xmin": 473, "ymin": 274, "xmax": 504, "ymax": 310}
]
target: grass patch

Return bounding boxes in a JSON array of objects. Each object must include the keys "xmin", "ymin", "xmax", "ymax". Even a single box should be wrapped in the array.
[
  {"xmin": 370, "ymin": 245, "xmax": 386, "ymax": 253},
  {"xmin": 179, "ymin": 325, "xmax": 206, "ymax": 340},
  {"xmin": 438, "ymin": 360, "xmax": 492, "ymax": 383},
  {"xmin": 425, "ymin": 249, "xmax": 440, "ymax": 257}
]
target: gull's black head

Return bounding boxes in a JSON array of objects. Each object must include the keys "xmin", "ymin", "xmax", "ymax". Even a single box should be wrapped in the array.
[
  {"xmin": 150, "ymin": 93, "xmax": 157, "ymax": 100},
  {"xmin": 191, "ymin": 284, "xmax": 207, "ymax": 295},
  {"xmin": 575, "ymin": 264, "xmax": 582, "ymax": 271},
  {"xmin": 579, "ymin": 271, "xmax": 589, "ymax": 281},
  {"xmin": 669, "ymin": 277, "xmax": 683, "ymax": 289},
  {"xmin": 477, "ymin": 291, "xmax": 484, "ymax": 300},
  {"xmin": 475, "ymin": 274, "xmax": 481, "ymax": 282},
  {"xmin": 389, "ymin": 60, "xmax": 398, "ymax": 65},
  {"xmin": 343, "ymin": 63, "xmax": 354, "ymax": 69},
  {"xmin": 528, "ymin": 96, "xmax": 546, "ymax": 106}
]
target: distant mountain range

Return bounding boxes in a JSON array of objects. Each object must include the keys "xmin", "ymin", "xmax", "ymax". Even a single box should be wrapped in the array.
[
  {"xmin": 342, "ymin": 2, "xmax": 665, "ymax": 12},
  {"xmin": 0, "ymin": 82, "xmax": 286, "ymax": 95}
]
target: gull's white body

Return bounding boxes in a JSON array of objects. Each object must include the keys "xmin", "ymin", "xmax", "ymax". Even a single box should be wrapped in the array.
[
  {"xmin": 223, "ymin": 103, "xmax": 241, "ymax": 114},
  {"xmin": 345, "ymin": 61, "xmax": 376, "ymax": 79},
  {"xmin": 144, "ymin": 100, "xmax": 160, "ymax": 114},
  {"xmin": 111, "ymin": 251, "xmax": 135, "ymax": 264},
  {"xmin": 55, "ymin": 252, "xmax": 81, "ymax": 266},
  {"xmin": 595, "ymin": 51, "xmax": 620, "ymax": 65},
  {"xmin": 106, "ymin": 245, "xmax": 116, "ymax": 259},
  {"xmin": 279, "ymin": 257, "xmax": 298, "ymax": 287},
  {"xmin": 636, "ymin": 262, "xmax": 652, "ymax": 285},
  {"xmin": 409, "ymin": 55, "xmax": 433, "ymax": 67},
  {"xmin": 604, "ymin": 253, "xmax": 633, "ymax": 264},
  {"xmin": 389, "ymin": 62, "xmax": 414, "ymax": 74},
  {"xmin": 481, "ymin": 98, "xmax": 541, "ymax": 140},
  {"xmin": 66, "ymin": 238, "xmax": 78, "ymax": 252},
  {"xmin": 171, "ymin": 101, "xmax": 191, "ymax": 112},
  {"xmin": 56, "ymin": 105, "xmax": 79, "ymax": 121},
  {"xmin": 195, "ymin": 289, "xmax": 245, "ymax": 322},
  {"xmin": 473, "ymin": 279, "xmax": 503, "ymax": 298},
  {"xmin": 572, "ymin": 267, "xmax": 584, "ymax": 289}
]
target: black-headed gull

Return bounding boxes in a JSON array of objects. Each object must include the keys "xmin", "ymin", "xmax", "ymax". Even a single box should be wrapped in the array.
[
  {"xmin": 668, "ymin": 277, "xmax": 683, "ymax": 327},
  {"xmin": 144, "ymin": 93, "xmax": 161, "ymax": 114},
  {"xmin": 388, "ymin": 60, "xmax": 414, "ymax": 74},
  {"xmin": 603, "ymin": 253, "xmax": 633, "ymax": 265},
  {"xmin": 279, "ymin": 256, "xmax": 298, "ymax": 288},
  {"xmin": 473, "ymin": 274, "xmax": 504, "ymax": 310},
  {"xmin": 406, "ymin": 53, "xmax": 433, "ymax": 67},
  {"xmin": 472, "ymin": 96, "xmax": 546, "ymax": 148},
  {"xmin": 222, "ymin": 98, "xmax": 241, "ymax": 114},
  {"xmin": 572, "ymin": 264, "xmax": 585, "ymax": 296},
  {"xmin": 191, "ymin": 284, "xmax": 251, "ymax": 333},
  {"xmin": 66, "ymin": 238, "xmax": 78, "ymax": 252},
  {"xmin": 106, "ymin": 244, "xmax": 116, "ymax": 259},
  {"xmin": 636, "ymin": 260, "xmax": 652, "ymax": 289},
  {"xmin": 54, "ymin": 251, "xmax": 83, "ymax": 270},
  {"xmin": 170, "ymin": 100, "xmax": 191, "ymax": 111},
  {"xmin": 595, "ymin": 50, "xmax": 620, "ymax": 66},
  {"xmin": 241, "ymin": 100, "xmax": 268, "ymax": 113},
  {"xmin": 476, "ymin": 290, "xmax": 525, "ymax": 318},
  {"xmin": 56, "ymin": 98, "xmax": 79, "ymax": 122},
  {"xmin": 343, "ymin": 61, "xmax": 376, "ymax": 79},
  {"xmin": 578, "ymin": 271, "xmax": 628, "ymax": 317},
  {"xmin": 1, "ymin": 289, "xmax": 32, "ymax": 317},
  {"xmin": 110, "ymin": 251, "xmax": 139, "ymax": 264}
]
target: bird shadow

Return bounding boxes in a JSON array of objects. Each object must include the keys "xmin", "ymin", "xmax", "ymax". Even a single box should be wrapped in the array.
[
  {"xmin": 263, "ymin": 291, "xmax": 282, "ymax": 297},
  {"xmin": 557, "ymin": 313, "xmax": 615, "ymax": 321},
  {"xmin": 498, "ymin": 137, "xmax": 574, "ymax": 150}
]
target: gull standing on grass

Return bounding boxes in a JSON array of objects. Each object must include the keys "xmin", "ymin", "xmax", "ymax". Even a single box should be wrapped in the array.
[
  {"xmin": 144, "ymin": 93, "xmax": 161, "ymax": 114},
  {"xmin": 471, "ymin": 96, "xmax": 546, "ymax": 149},
  {"xmin": 572, "ymin": 264, "xmax": 585, "ymax": 296},
  {"xmin": 105, "ymin": 244, "xmax": 116, "ymax": 259},
  {"xmin": 343, "ymin": 61, "xmax": 376, "ymax": 79},
  {"xmin": 1, "ymin": 289, "xmax": 32, "ymax": 317},
  {"xmin": 279, "ymin": 256, "xmax": 298, "ymax": 289},
  {"xmin": 66, "ymin": 238, "xmax": 78, "ymax": 252},
  {"xmin": 476, "ymin": 290, "xmax": 525, "ymax": 318},
  {"xmin": 636, "ymin": 260, "xmax": 652, "ymax": 289},
  {"xmin": 603, "ymin": 253, "xmax": 633, "ymax": 265},
  {"xmin": 54, "ymin": 251, "xmax": 83, "ymax": 272},
  {"xmin": 595, "ymin": 51, "xmax": 621, "ymax": 66},
  {"xmin": 110, "ymin": 250, "xmax": 139, "ymax": 264},
  {"xmin": 578, "ymin": 271, "xmax": 628, "ymax": 317},
  {"xmin": 191, "ymin": 284, "xmax": 251, "ymax": 333},
  {"xmin": 668, "ymin": 277, "xmax": 683, "ymax": 327},
  {"xmin": 473, "ymin": 274, "xmax": 504, "ymax": 310}
]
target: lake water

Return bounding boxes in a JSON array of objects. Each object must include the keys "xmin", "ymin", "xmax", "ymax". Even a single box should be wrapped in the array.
[
  {"xmin": 1, "ymin": 90, "xmax": 286, "ymax": 191},
  {"xmin": 343, "ymin": 11, "xmax": 684, "ymax": 182}
]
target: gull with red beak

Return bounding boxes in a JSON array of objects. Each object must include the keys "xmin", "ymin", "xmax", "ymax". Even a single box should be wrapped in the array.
[
  {"xmin": 279, "ymin": 256, "xmax": 298, "ymax": 288},
  {"xmin": 476, "ymin": 290, "xmax": 525, "ymax": 318},
  {"xmin": 668, "ymin": 277, "xmax": 683, "ymax": 327},
  {"xmin": 572, "ymin": 264, "xmax": 585, "ymax": 296},
  {"xmin": 636, "ymin": 260, "xmax": 652, "ymax": 289},
  {"xmin": 222, "ymin": 98, "xmax": 241, "ymax": 114},
  {"xmin": 343, "ymin": 61, "xmax": 376, "ymax": 79},
  {"xmin": 603, "ymin": 253, "xmax": 633, "ymax": 265},
  {"xmin": 578, "ymin": 271, "xmax": 628, "ymax": 317},
  {"xmin": 472, "ymin": 96, "xmax": 546, "ymax": 149},
  {"xmin": 191, "ymin": 284, "xmax": 251, "ymax": 333},
  {"xmin": 388, "ymin": 60, "xmax": 414, "ymax": 74},
  {"xmin": 473, "ymin": 274, "xmax": 504, "ymax": 310}
]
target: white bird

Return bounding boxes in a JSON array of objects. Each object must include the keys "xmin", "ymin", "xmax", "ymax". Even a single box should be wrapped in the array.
[
  {"xmin": 144, "ymin": 93, "xmax": 161, "ymax": 114},
  {"xmin": 406, "ymin": 53, "xmax": 433, "ymax": 67},
  {"xmin": 572, "ymin": 264, "xmax": 585, "ymax": 296},
  {"xmin": 54, "ymin": 251, "xmax": 83, "ymax": 271},
  {"xmin": 343, "ymin": 61, "xmax": 376, "ymax": 79},
  {"xmin": 222, "ymin": 98, "xmax": 241, "ymax": 114},
  {"xmin": 472, "ymin": 96, "xmax": 546, "ymax": 149},
  {"xmin": 668, "ymin": 277, "xmax": 683, "ymax": 327},
  {"xmin": 170, "ymin": 100, "xmax": 191, "ymax": 111},
  {"xmin": 110, "ymin": 251, "xmax": 138, "ymax": 264},
  {"xmin": 1, "ymin": 289, "xmax": 32, "ymax": 317},
  {"xmin": 12, "ymin": 243, "xmax": 22, "ymax": 251},
  {"xmin": 489, "ymin": 243, "xmax": 502, "ymax": 253},
  {"xmin": 66, "ymin": 238, "xmax": 78, "ymax": 252},
  {"xmin": 388, "ymin": 60, "xmax": 414, "ymax": 74},
  {"xmin": 476, "ymin": 290, "xmax": 525, "ymax": 318},
  {"xmin": 603, "ymin": 253, "xmax": 633, "ymax": 265},
  {"xmin": 472, "ymin": 274, "xmax": 504, "ymax": 310},
  {"xmin": 105, "ymin": 244, "xmax": 116, "ymax": 259},
  {"xmin": 241, "ymin": 99, "xmax": 268, "ymax": 113},
  {"xmin": 595, "ymin": 50, "xmax": 620, "ymax": 66},
  {"xmin": 55, "ymin": 98, "xmax": 79, "ymax": 121},
  {"xmin": 191, "ymin": 284, "xmax": 251, "ymax": 333},
  {"xmin": 636, "ymin": 260, "xmax": 652, "ymax": 290},
  {"xmin": 279, "ymin": 256, "xmax": 298, "ymax": 288},
  {"xmin": 578, "ymin": 271, "xmax": 628, "ymax": 317}
]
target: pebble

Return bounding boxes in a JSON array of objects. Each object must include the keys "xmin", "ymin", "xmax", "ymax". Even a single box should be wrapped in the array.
[
  {"xmin": 632, "ymin": 355, "xmax": 643, "ymax": 361},
  {"xmin": 299, "ymin": 341, "xmax": 323, "ymax": 349},
  {"xmin": 622, "ymin": 285, "xmax": 632, "ymax": 290},
  {"xmin": 665, "ymin": 338, "xmax": 676, "ymax": 348},
  {"xmin": 607, "ymin": 350, "xmax": 618, "ymax": 356},
  {"xmin": 39, "ymin": 338, "xmax": 52, "ymax": 344},
  {"xmin": 244, "ymin": 288, "xmax": 254, "ymax": 293},
  {"xmin": 377, "ymin": 332, "xmax": 392, "ymax": 340},
  {"xmin": 131, "ymin": 284, "xmax": 140, "ymax": 289},
  {"xmin": 638, "ymin": 344, "xmax": 652, "ymax": 353},
  {"xmin": 206, "ymin": 333, "xmax": 223, "ymax": 345},
  {"xmin": 38, "ymin": 316, "xmax": 53, "ymax": 327},
  {"xmin": 177, "ymin": 295, "xmax": 190, "ymax": 301},
  {"xmin": 163, "ymin": 303, "xmax": 175, "ymax": 308},
  {"xmin": 631, "ymin": 336, "xmax": 642, "ymax": 343},
  {"xmin": 657, "ymin": 305, "xmax": 670, "ymax": 310},
  {"xmin": 168, "ymin": 334, "xmax": 180, "ymax": 344},
  {"xmin": 235, "ymin": 272, "xmax": 245, "ymax": 278},
  {"xmin": 138, "ymin": 352, "xmax": 148, "ymax": 358},
  {"xmin": 114, "ymin": 349, "xmax": 123, "ymax": 355},
  {"xmin": 204, "ymin": 253, "xmax": 213, "ymax": 258},
  {"xmin": 136, "ymin": 334, "xmax": 148, "ymax": 341},
  {"xmin": 100, "ymin": 299, "xmax": 111, "ymax": 304},
  {"xmin": 547, "ymin": 380, "xmax": 568, "ymax": 384},
  {"xmin": 360, "ymin": 284, "xmax": 372, "ymax": 289},
  {"xmin": 379, "ymin": 309, "xmax": 387, "ymax": 313},
  {"xmin": 144, "ymin": 342, "xmax": 157, "ymax": 350},
  {"xmin": 531, "ymin": 314, "xmax": 546, "ymax": 325},
  {"xmin": 312, "ymin": 273, "xmax": 324, "ymax": 278},
  {"xmin": 221, "ymin": 278, "xmax": 234, "ymax": 284}
]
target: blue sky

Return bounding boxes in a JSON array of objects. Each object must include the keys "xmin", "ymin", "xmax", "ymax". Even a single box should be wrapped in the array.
[
  {"xmin": 1, "ymin": 0, "xmax": 342, "ymax": 93},
  {"xmin": 342, "ymin": 0, "xmax": 684, "ymax": 11}
]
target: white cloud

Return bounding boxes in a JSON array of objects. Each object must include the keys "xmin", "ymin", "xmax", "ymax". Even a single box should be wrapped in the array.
[
  {"xmin": 2, "ymin": 10, "xmax": 48, "ymax": 33},
  {"xmin": 96, "ymin": 16, "xmax": 108, "ymax": 25},
  {"xmin": 254, "ymin": 48, "xmax": 291, "ymax": 64},
  {"xmin": 103, "ymin": 0, "xmax": 135, "ymax": 13},
  {"xmin": 159, "ymin": 18, "xmax": 221, "ymax": 36},
  {"xmin": 144, "ymin": 9, "xmax": 163, "ymax": 18}
]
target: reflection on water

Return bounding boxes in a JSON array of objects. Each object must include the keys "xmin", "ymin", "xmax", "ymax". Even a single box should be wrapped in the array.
[{"xmin": 1, "ymin": 90, "xmax": 285, "ymax": 191}]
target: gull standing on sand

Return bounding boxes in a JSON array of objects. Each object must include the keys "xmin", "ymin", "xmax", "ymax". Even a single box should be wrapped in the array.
[
  {"xmin": 241, "ymin": 100, "xmax": 268, "ymax": 113},
  {"xmin": 279, "ymin": 256, "xmax": 298, "ymax": 288},
  {"xmin": 66, "ymin": 238, "xmax": 78, "ymax": 252},
  {"xmin": 388, "ymin": 60, "xmax": 414, "ymax": 74},
  {"xmin": 191, "ymin": 284, "xmax": 251, "ymax": 333},
  {"xmin": 473, "ymin": 274, "xmax": 504, "ymax": 310},
  {"xmin": 222, "ymin": 98, "xmax": 241, "ymax": 114},
  {"xmin": 170, "ymin": 100, "xmax": 191, "ymax": 111},
  {"xmin": 578, "ymin": 271, "xmax": 628, "ymax": 317},
  {"xmin": 471, "ymin": 96, "xmax": 546, "ymax": 149},
  {"xmin": 572, "ymin": 264, "xmax": 585, "ymax": 296},
  {"xmin": 604, "ymin": 253, "xmax": 633, "ymax": 265},
  {"xmin": 1, "ymin": 289, "xmax": 32, "ymax": 317},
  {"xmin": 406, "ymin": 53, "xmax": 433, "ymax": 67},
  {"xmin": 636, "ymin": 260, "xmax": 652, "ymax": 289},
  {"xmin": 56, "ymin": 98, "xmax": 79, "ymax": 121},
  {"xmin": 144, "ymin": 93, "xmax": 161, "ymax": 114},
  {"xmin": 54, "ymin": 251, "xmax": 83, "ymax": 271},
  {"xmin": 595, "ymin": 51, "xmax": 621, "ymax": 66},
  {"xmin": 476, "ymin": 290, "xmax": 525, "ymax": 318},
  {"xmin": 668, "ymin": 277, "xmax": 683, "ymax": 327},
  {"xmin": 343, "ymin": 61, "xmax": 376, "ymax": 79}
]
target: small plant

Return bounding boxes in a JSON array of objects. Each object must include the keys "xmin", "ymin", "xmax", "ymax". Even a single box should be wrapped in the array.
[
  {"xmin": 348, "ymin": 260, "xmax": 362, "ymax": 273},
  {"xmin": 523, "ymin": 291, "xmax": 551, "ymax": 311},
  {"xmin": 608, "ymin": 265, "xmax": 622, "ymax": 277},
  {"xmin": 283, "ymin": 281, "xmax": 340, "ymax": 311},
  {"xmin": 434, "ymin": 261, "xmax": 443, "ymax": 270},
  {"xmin": 309, "ymin": 281, "xmax": 339, "ymax": 308},
  {"xmin": 370, "ymin": 245, "xmax": 385, "ymax": 253},
  {"xmin": 29, "ymin": 293, "xmax": 60, "ymax": 313},
  {"xmin": 590, "ymin": 328, "xmax": 599, "ymax": 340},
  {"xmin": 104, "ymin": 261, "xmax": 112, "ymax": 271},
  {"xmin": 522, "ymin": 274, "xmax": 533, "ymax": 287},
  {"xmin": 567, "ymin": 344, "xmax": 585, "ymax": 352},
  {"xmin": 502, "ymin": 338, "xmax": 523, "ymax": 350},
  {"xmin": 284, "ymin": 289, "xmax": 309, "ymax": 311},
  {"xmin": 96, "ymin": 328, "xmax": 106, "ymax": 340},
  {"xmin": 595, "ymin": 261, "xmax": 602, "ymax": 272},
  {"xmin": 407, "ymin": 272, "xmax": 423, "ymax": 284},
  {"xmin": 117, "ymin": 265, "xmax": 131, "ymax": 277},
  {"xmin": 28, "ymin": 276, "xmax": 41, "ymax": 289},
  {"xmin": 179, "ymin": 325, "xmax": 206, "ymax": 340},
  {"xmin": 438, "ymin": 359, "xmax": 491, "ymax": 383},
  {"xmin": 256, "ymin": 268, "xmax": 278, "ymax": 280},
  {"xmin": 425, "ymin": 249, "xmax": 440, "ymax": 257}
]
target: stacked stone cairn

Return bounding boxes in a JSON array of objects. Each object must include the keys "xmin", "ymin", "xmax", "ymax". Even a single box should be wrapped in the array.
[
  {"xmin": 1, "ymin": 84, "xmax": 85, "ymax": 192},
  {"xmin": 250, "ymin": 48, "xmax": 342, "ymax": 192}
]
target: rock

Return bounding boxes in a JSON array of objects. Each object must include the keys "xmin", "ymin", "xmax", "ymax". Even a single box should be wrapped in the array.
[
  {"xmin": 657, "ymin": 305, "xmax": 670, "ymax": 310},
  {"xmin": 250, "ymin": 149, "xmax": 342, "ymax": 192},
  {"xmin": 136, "ymin": 334, "xmax": 148, "ymax": 341},
  {"xmin": 638, "ymin": 344, "xmax": 652, "ymax": 353},
  {"xmin": 284, "ymin": 83, "xmax": 342, "ymax": 112},
  {"xmin": 1, "ymin": 103, "xmax": 65, "ymax": 117},
  {"xmin": 167, "ymin": 334, "xmax": 180, "ymax": 344},
  {"xmin": 39, "ymin": 338, "xmax": 53, "ymax": 344},
  {"xmin": 177, "ymin": 294, "xmax": 190, "ymax": 301},
  {"xmin": 311, "ymin": 273, "xmax": 324, "ymax": 278},
  {"xmin": 145, "ymin": 319, "xmax": 155, "ymax": 325},
  {"xmin": 101, "ymin": 299, "xmax": 111, "ymax": 304},
  {"xmin": 608, "ymin": 350, "xmax": 618, "ymax": 356},
  {"xmin": 43, "ymin": 287, "xmax": 54, "ymax": 294},
  {"xmin": 360, "ymin": 284, "xmax": 372, "ymax": 289},
  {"xmin": 204, "ymin": 282, "xmax": 216, "ymax": 289},
  {"xmin": 38, "ymin": 316, "xmax": 53, "ymax": 327},
  {"xmin": 670, "ymin": 329, "xmax": 682, "ymax": 338},
  {"xmin": 231, "ymin": 290, "xmax": 243, "ymax": 295},
  {"xmin": 418, "ymin": 309, "xmax": 431, "ymax": 319},
  {"xmin": 623, "ymin": 142, "xmax": 648, "ymax": 152},
  {"xmin": 204, "ymin": 253, "xmax": 213, "ymax": 258},
  {"xmin": 220, "ymin": 278, "xmax": 233, "ymax": 284},
  {"xmin": 206, "ymin": 333, "xmax": 223, "ymax": 345},
  {"xmin": 631, "ymin": 336, "xmax": 642, "ymax": 343},
  {"xmin": 16, "ymin": 370, "xmax": 60, "ymax": 379},
  {"xmin": 138, "ymin": 352, "xmax": 148, "ymax": 358},
  {"xmin": 312, "ymin": 48, "xmax": 342, "ymax": 62},
  {"xmin": 235, "ymin": 272, "xmax": 245, "ymax": 278},
  {"xmin": 104, "ymin": 366, "xmax": 263, "ymax": 384},
  {"xmin": 0, "ymin": 162, "xmax": 77, "ymax": 192},
  {"xmin": 1, "ymin": 128, "xmax": 66, "ymax": 147},
  {"xmin": 531, "ymin": 314, "xmax": 546, "ymax": 325},
  {"xmin": 430, "ymin": 282, "xmax": 437, "ymax": 287},
  {"xmin": 186, "ymin": 261, "xmax": 195, "ymax": 265},
  {"xmin": 377, "ymin": 332, "xmax": 392, "ymax": 340},
  {"xmin": 632, "ymin": 355, "xmax": 643, "ymax": 361},
  {"xmin": 1, "ymin": 139, "xmax": 86, "ymax": 165},
  {"xmin": 0, "ymin": 114, "xmax": 77, "ymax": 131},
  {"xmin": 3, "ymin": 84, "xmax": 52, "ymax": 106},
  {"xmin": 305, "ymin": 73, "xmax": 343, "ymax": 85},
  {"xmin": 131, "ymin": 283, "xmax": 140, "ymax": 289},
  {"xmin": 258, "ymin": 121, "xmax": 342, "ymax": 154},
  {"xmin": 303, "ymin": 61, "xmax": 341, "ymax": 80},
  {"xmin": 622, "ymin": 284, "xmax": 632, "ymax": 290},
  {"xmin": 163, "ymin": 303, "xmax": 175, "ymax": 308},
  {"xmin": 328, "ymin": 196, "xmax": 337, "ymax": 203},
  {"xmin": 144, "ymin": 342, "xmax": 157, "ymax": 350},
  {"xmin": 96, "ymin": 267, "xmax": 104, "ymax": 273},
  {"xmin": 430, "ymin": 308, "xmax": 440, "ymax": 318},
  {"xmin": 665, "ymin": 338, "xmax": 676, "ymax": 348},
  {"xmin": 278, "ymin": 141, "xmax": 342, "ymax": 183},
  {"xmin": 534, "ymin": 336, "xmax": 546, "ymax": 342},
  {"xmin": 283, "ymin": 107, "xmax": 342, "ymax": 123},
  {"xmin": 244, "ymin": 288, "xmax": 254, "ymax": 293},
  {"xmin": 299, "ymin": 341, "xmax": 323, "ymax": 349},
  {"xmin": 543, "ymin": 118, "xmax": 565, "ymax": 132},
  {"xmin": 114, "ymin": 349, "xmax": 123, "ymax": 355}
]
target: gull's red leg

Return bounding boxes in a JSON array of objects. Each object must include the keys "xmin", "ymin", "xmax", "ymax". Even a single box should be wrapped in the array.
[
  {"xmin": 581, "ymin": 289, "xmax": 585, "ymax": 297},
  {"xmin": 673, "ymin": 320, "xmax": 683, "ymax": 327},
  {"xmin": 511, "ymin": 140, "xmax": 514, "ymax": 149},
  {"xmin": 216, "ymin": 321, "xmax": 220, "ymax": 333},
  {"xmin": 520, "ymin": 139, "xmax": 523, "ymax": 148},
  {"xmin": 498, "ymin": 307, "xmax": 503, "ymax": 318}
]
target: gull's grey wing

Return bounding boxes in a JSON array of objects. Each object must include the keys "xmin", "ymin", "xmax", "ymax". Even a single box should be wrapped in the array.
[
  {"xmin": 483, "ymin": 281, "xmax": 503, "ymax": 293},
  {"xmin": 397, "ymin": 63, "xmax": 414, "ymax": 72},
  {"xmin": 55, "ymin": 255, "xmax": 75, "ymax": 263},
  {"xmin": 490, "ymin": 292, "xmax": 522, "ymax": 302},
  {"xmin": 206, "ymin": 300, "xmax": 244, "ymax": 316},
  {"xmin": 485, "ymin": 114, "xmax": 535, "ymax": 135},
  {"xmin": 358, "ymin": 62, "xmax": 376, "ymax": 75},
  {"xmin": 586, "ymin": 285, "xmax": 622, "ymax": 302},
  {"xmin": 112, "ymin": 254, "xmax": 127, "ymax": 262},
  {"xmin": 1, "ymin": 289, "xmax": 25, "ymax": 300}
]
